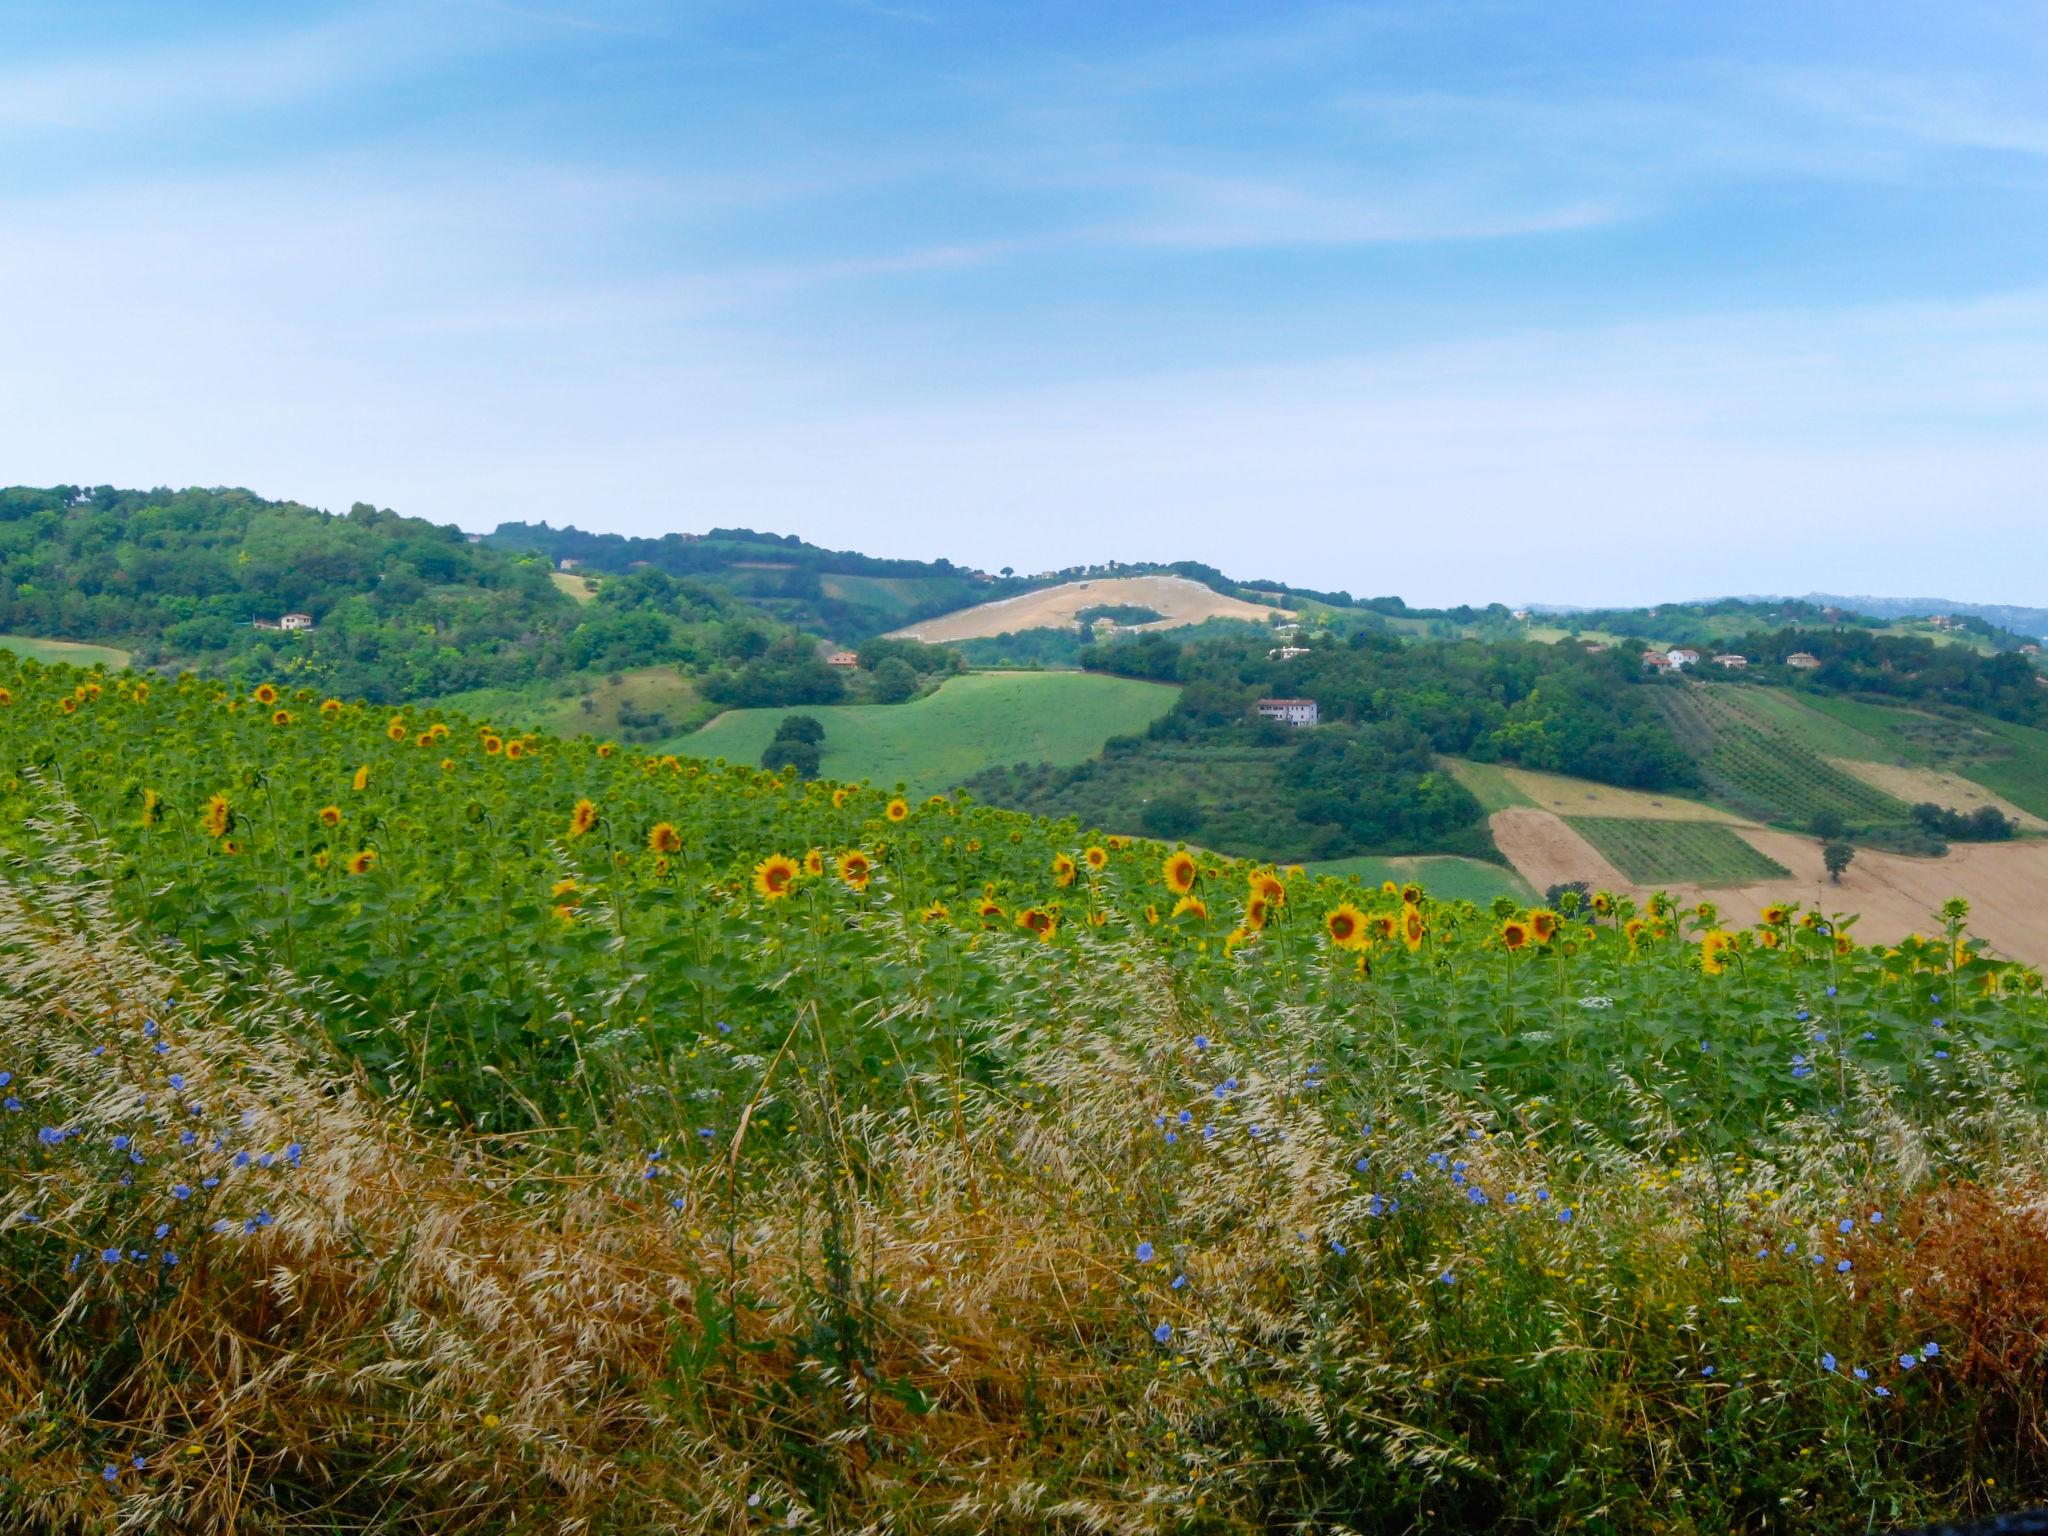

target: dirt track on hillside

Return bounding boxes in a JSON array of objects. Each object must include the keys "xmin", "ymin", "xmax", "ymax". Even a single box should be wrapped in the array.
[
  {"xmin": 1489, "ymin": 807, "xmax": 2048, "ymax": 961},
  {"xmin": 889, "ymin": 576, "xmax": 1285, "ymax": 643}
]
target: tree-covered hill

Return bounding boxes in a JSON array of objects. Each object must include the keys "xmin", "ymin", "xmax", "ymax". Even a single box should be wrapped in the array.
[{"xmin": 0, "ymin": 486, "xmax": 785, "ymax": 703}]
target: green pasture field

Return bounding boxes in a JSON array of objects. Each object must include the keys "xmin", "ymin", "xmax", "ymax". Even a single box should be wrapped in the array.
[
  {"xmin": 676, "ymin": 670, "xmax": 1180, "ymax": 798},
  {"xmin": 0, "ymin": 633, "xmax": 132, "ymax": 669},
  {"xmin": 1657, "ymin": 686, "xmax": 1911, "ymax": 828},
  {"xmin": 1304, "ymin": 852, "xmax": 1535, "ymax": 904},
  {"xmin": 1569, "ymin": 816, "xmax": 1792, "ymax": 885},
  {"xmin": 434, "ymin": 666, "xmax": 717, "ymax": 744}
]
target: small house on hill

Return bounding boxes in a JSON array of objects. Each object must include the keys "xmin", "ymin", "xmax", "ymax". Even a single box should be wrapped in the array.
[
  {"xmin": 1712, "ymin": 653, "xmax": 1749, "ymax": 669},
  {"xmin": 1666, "ymin": 648, "xmax": 1700, "ymax": 668},
  {"xmin": 1255, "ymin": 698, "xmax": 1319, "ymax": 727},
  {"xmin": 1268, "ymin": 645, "xmax": 1310, "ymax": 660},
  {"xmin": 825, "ymin": 651, "xmax": 860, "ymax": 668},
  {"xmin": 1641, "ymin": 651, "xmax": 1671, "ymax": 671},
  {"xmin": 1785, "ymin": 651, "xmax": 1822, "ymax": 670},
  {"xmin": 280, "ymin": 612, "xmax": 315, "ymax": 631},
  {"xmin": 2020, "ymin": 643, "xmax": 2041, "ymax": 656},
  {"xmin": 556, "ymin": 558, "xmax": 581, "ymax": 572}
]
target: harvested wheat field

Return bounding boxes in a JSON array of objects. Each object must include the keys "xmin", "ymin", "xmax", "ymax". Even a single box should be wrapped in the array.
[
  {"xmin": 1491, "ymin": 807, "xmax": 2048, "ymax": 961},
  {"xmin": 1829, "ymin": 758, "xmax": 2048, "ymax": 832},
  {"xmin": 889, "ymin": 575, "xmax": 1285, "ymax": 642},
  {"xmin": 1500, "ymin": 766, "xmax": 1745, "ymax": 822}
]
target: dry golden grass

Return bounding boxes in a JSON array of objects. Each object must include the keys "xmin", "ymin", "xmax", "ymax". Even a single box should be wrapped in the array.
[{"xmin": 888, "ymin": 576, "xmax": 1283, "ymax": 643}]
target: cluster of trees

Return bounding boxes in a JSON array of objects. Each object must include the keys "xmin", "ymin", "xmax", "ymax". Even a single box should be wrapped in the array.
[
  {"xmin": 1718, "ymin": 629, "xmax": 2047, "ymax": 726},
  {"xmin": 761, "ymin": 715, "xmax": 826, "ymax": 778},
  {"xmin": 1911, "ymin": 802, "xmax": 2017, "ymax": 841},
  {"xmin": 0, "ymin": 486, "xmax": 813, "ymax": 705}
]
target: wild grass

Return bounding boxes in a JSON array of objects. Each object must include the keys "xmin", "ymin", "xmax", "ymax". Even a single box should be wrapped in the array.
[{"xmin": 6, "ymin": 835, "xmax": 2047, "ymax": 1533}]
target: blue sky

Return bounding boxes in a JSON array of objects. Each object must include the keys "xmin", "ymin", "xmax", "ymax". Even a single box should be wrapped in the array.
[{"xmin": 2, "ymin": 2, "xmax": 2045, "ymax": 604}]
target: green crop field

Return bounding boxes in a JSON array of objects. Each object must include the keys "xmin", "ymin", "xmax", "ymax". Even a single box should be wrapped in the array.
[
  {"xmin": 434, "ymin": 665, "xmax": 718, "ymax": 744},
  {"xmin": 1790, "ymin": 693, "xmax": 2048, "ymax": 822},
  {"xmin": 1439, "ymin": 757, "xmax": 1533, "ymax": 813},
  {"xmin": 676, "ymin": 670, "xmax": 1179, "ymax": 798},
  {"xmin": 0, "ymin": 632, "xmax": 131, "ymax": 669},
  {"xmin": 1657, "ymin": 685, "xmax": 1911, "ymax": 828},
  {"xmin": 1569, "ymin": 816, "xmax": 1792, "ymax": 884},
  {"xmin": 1305, "ymin": 852, "xmax": 1534, "ymax": 903}
]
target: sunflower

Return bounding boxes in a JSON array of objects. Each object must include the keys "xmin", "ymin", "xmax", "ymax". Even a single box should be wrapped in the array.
[
  {"xmin": 387, "ymin": 720, "xmax": 408, "ymax": 742},
  {"xmin": 312, "ymin": 850, "xmax": 330, "ymax": 870},
  {"xmin": 966, "ymin": 838, "xmax": 982, "ymax": 854},
  {"xmin": 1834, "ymin": 934, "xmax": 1854, "ymax": 957},
  {"xmin": 1171, "ymin": 894, "xmax": 1208, "ymax": 921},
  {"xmin": 0, "ymin": 687, "xmax": 11, "ymax": 706},
  {"xmin": 318, "ymin": 804, "xmax": 342, "ymax": 828},
  {"xmin": 1369, "ymin": 913, "xmax": 1398, "ymax": 941},
  {"xmin": 922, "ymin": 901, "xmax": 949, "ymax": 924},
  {"xmin": 648, "ymin": 822, "xmax": 684, "ymax": 855},
  {"xmin": 220, "ymin": 839, "xmax": 241, "ymax": 855},
  {"xmin": 202, "ymin": 792, "xmax": 231, "ymax": 839},
  {"xmin": 1401, "ymin": 904, "xmax": 1425, "ymax": 951},
  {"xmin": 1086, "ymin": 908, "xmax": 1109, "ymax": 927},
  {"xmin": 977, "ymin": 897, "xmax": 1004, "ymax": 922},
  {"xmin": 1145, "ymin": 904, "xmax": 1160, "ymax": 925},
  {"xmin": 483, "ymin": 734, "xmax": 504, "ymax": 756},
  {"xmin": 59, "ymin": 696, "xmax": 77, "ymax": 714},
  {"xmin": 346, "ymin": 849, "xmax": 376, "ymax": 875},
  {"xmin": 596, "ymin": 742, "xmax": 615, "ymax": 758},
  {"xmin": 550, "ymin": 878, "xmax": 580, "ymax": 903},
  {"xmin": 1325, "ymin": 903, "xmax": 1365, "ymax": 948},
  {"xmin": 1591, "ymin": 891, "xmax": 1613, "ymax": 916},
  {"xmin": 1250, "ymin": 870, "xmax": 1286, "ymax": 907},
  {"xmin": 253, "ymin": 684, "xmax": 278, "ymax": 706},
  {"xmin": 885, "ymin": 797, "xmax": 909, "ymax": 823},
  {"xmin": 1624, "ymin": 917, "xmax": 1648, "ymax": 951},
  {"xmin": 838, "ymin": 849, "xmax": 872, "ymax": 890},
  {"xmin": 832, "ymin": 787, "xmax": 852, "ymax": 809},
  {"xmin": 1224, "ymin": 925, "xmax": 1256, "ymax": 953},
  {"xmin": 1083, "ymin": 845, "xmax": 1108, "ymax": 871},
  {"xmin": 1016, "ymin": 907, "xmax": 1057, "ymax": 941},
  {"xmin": 567, "ymin": 799, "xmax": 598, "ymax": 839},
  {"xmin": 440, "ymin": 757, "xmax": 455, "ymax": 773},
  {"xmin": 753, "ymin": 853, "xmax": 799, "ymax": 900},
  {"xmin": 319, "ymin": 698, "xmax": 342, "ymax": 718},
  {"xmin": 1381, "ymin": 880, "xmax": 1398, "ymax": 897},
  {"xmin": 1052, "ymin": 852, "xmax": 1078, "ymax": 887},
  {"xmin": 1163, "ymin": 850, "xmax": 1198, "ymax": 894},
  {"xmin": 1528, "ymin": 908, "xmax": 1560, "ymax": 944},
  {"xmin": 1244, "ymin": 895, "xmax": 1270, "ymax": 931},
  {"xmin": 1500, "ymin": 918, "xmax": 1531, "ymax": 951},
  {"xmin": 1107, "ymin": 835, "xmax": 1128, "ymax": 851},
  {"xmin": 1757, "ymin": 927, "xmax": 1781, "ymax": 950},
  {"xmin": 1400, "ymin": 883, "xmax": 1424, "ymax": 908},
  {"xmin": 505, "ymin": 740, "xmax": 526, "ymax": 760},
  {"xmin": 1700, "ymin": 929, "xmax": 1735, "ymax": 975},
  {"xmin": 352, "ymin": 765, "xmax": 370, "ymax": 791},
  {"xmin": 1760, "ymin": 903, "xmax": 1790, "ymax": 927}
]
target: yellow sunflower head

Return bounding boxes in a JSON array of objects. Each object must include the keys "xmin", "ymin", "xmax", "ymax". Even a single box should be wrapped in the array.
[
  {"xmin": 346, "ymin": 849, "xmax": 376, "ymax": 876},
  {"xmin": 352, "ymin": 765, "xmax": 370, "ymax": 791},
  {"xmin": 253, "ymin": 683, "xmax": 278, "ymax": 706},
  {"xmin": 922, "ymin": 900, "xmax": 949, "ymax": 924},
  {"xmin": 318, "ymin": 804, "xmax": 342, "ymax": 828},
  {"xmin": 1250, "ymin": 871, "xmax": 1286, "ymax": 906},
  {"xmin": 319, "ymin": 698, "xmax": 342, "ymax": 718},
  {"xmin": 885, "ymin": 797, "xmax": 909, "ymax": 822},
  {"xmin": 838, "ymin": 849, "xmax": 872, "ymax": 890},
  {"xmin": 202, "ymin": 792, "xmax": 232, "ymax": 839},
  {"xmin": 1052, "ymin": 852, "xmax": 1078, "ymax": 887},
  {"xmin": 1016, "ymin": 907, "xmax": 1057, "ymax": 941},
  {"xmin": 483, "ymin": 734, "xmax": 504, "ymax": 756},
  {"xmin": 1083, "ymin": 845, "xmax": 1108, "ymax": 870},
  {"xmin": 978, "ymin": 898, "xmax": 1004, "ymax": 922},
  {"xmin": 832, "ymin": 787, "xmax": 852, "ymax": 809},
  {"xmin": 1500, "ymin": 918, "xmax": 1531, "ymax": 951},
  {"xmin": 1325, "ymin": 903, "xmax": 1365, "ymax": 948},
  {"xmin": 1163, "ymin": 851, "xmax": 1198, "ymax": 894},
  {"xmin": 1700, "ymin": 929, "xmax": 1734, "ymax": 974},
  {"xmin": 1244, "ymin": 895, "xmax": 1269, "ymax": 931},
  {"xmin": 1760, "ymin": 903, "xmax": 1790, "ymax": 927},
  {"xmin": 1400, "ymin": 883, "xmax": 1424, "ymax": 908},
  {"xmin": 1528, "ymin": 908, "xmax": 1559, "ymax": 944},
  {"xmin": 648, "ymin": 822, "xmax": 684, "ymax": 855},
  {"xmin": 1401, "ymin": 904, "xmax": 1425, "ymax": 950},
  {"xmin": 753, "ymin": 853, "xmax": 799, "ymax": 900},
  {"xmin": 1170, "ymin": 894, "xmax": 1208, "ymax": 921},
  {"xmin": 568, "ymin": 799, "xmax": 599, "ymax": 839}
]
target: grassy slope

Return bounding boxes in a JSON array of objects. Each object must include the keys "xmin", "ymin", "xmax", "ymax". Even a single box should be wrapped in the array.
[
  {"xmin": 434, "ymin": 666, "xmax": 717, "ymax": 743},
  {"xmin": 1795, "ymin": 692, "xmax": 2048, "ymax": 821},
  {"xmin": 1654, "ymin": 685, "xmax": 1912, "ymax": 828},
  {"xmin": 1304, "ymin": 853, "xmax": 1535, "ymax": 903},
  {"xmin": 675, "ymin": 671, "xmax": 1180, "ymax": 798},
  {"xmin": 0, "ymin": 633, "xmax": 132, "ymax": 668}
]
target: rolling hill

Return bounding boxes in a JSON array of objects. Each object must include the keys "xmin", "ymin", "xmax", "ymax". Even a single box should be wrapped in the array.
[{"xmin": 887, "ymin": 575, "xmax": 1285, "ymax": 644}]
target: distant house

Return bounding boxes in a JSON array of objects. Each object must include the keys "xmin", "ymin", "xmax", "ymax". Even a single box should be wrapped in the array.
[
  {"xmin": 556, "ymin": 558, "xmax": 581, "ymax": 572},
  {"xmin": 1511, "ymin": 609, "xmax": 1531, "ymax": 622},
  {"xmin": 825, "ymin": 651, "xmax": 860, "ymax": 668},
  {"xmin": 1254, "ymin": 697, "xmax": 1319, "ymax": 727},
  {"xmin": 1712, "ymin": 653, "xmax": 1749, "ymax": 669},
  {"xmin": 1928, "ymin": 614, "xmax": 1958, "ymax": 630},
  {"xmin": 1666, "ymin": 648, "xmax": 1700, "ymax": 668},
  {"xmin": 2020, "ymin": 643, "xmax": 2041, "ymax": 656},
  {"xmin": 1641, "ymin": 651, "xmax": 1671, "ymax": 671},
  {"xmin": 280, "ymin": 612, "xmax": 315, "ymax": 631},
  {"xmin": 1785, "ymin": 651, "xmax": 1822, "ymax": 670},
  {"xmin": 1268, "ymin": 646, "xmax": 1310, "ymax": 660}
]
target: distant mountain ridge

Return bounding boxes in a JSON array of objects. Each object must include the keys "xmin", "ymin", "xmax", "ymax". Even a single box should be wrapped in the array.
[{"xmin": 1532, "ymin": 594, "xmax": 2047, "ymax": 641}]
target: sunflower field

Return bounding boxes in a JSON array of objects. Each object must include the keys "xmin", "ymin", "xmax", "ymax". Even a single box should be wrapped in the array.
[{"xmin": 4, "ymin": 657, "xmax": 2048, "ymax": 1534}]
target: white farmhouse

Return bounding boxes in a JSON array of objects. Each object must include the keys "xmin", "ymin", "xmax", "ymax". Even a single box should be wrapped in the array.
[{"xmin": 1255, "ymin": 697, "xmax": 1319, "ymax": 727}]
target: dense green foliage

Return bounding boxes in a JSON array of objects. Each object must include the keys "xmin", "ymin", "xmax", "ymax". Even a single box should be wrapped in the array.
[
  {"xmin": 0, "ymin": 486, "xmax": 783, "ymax": 704},
  {"xmin": 970, "ymin": 630, "xmax": 1694, "ymax": 861},
  {"xmin": 1713, "ymin": 627, "xmax": 2048, "ymax": 724}
]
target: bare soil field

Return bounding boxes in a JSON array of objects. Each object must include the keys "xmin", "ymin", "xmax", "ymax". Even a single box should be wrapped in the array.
[
  {"xmin": 1489, "ymin": 807, "xmax": 2048, "ymax": 961},
  {"xmin": 889, "ymin": 575, "xmax": 1285, "ymax": 643},
  {"xmin": 1489, "ymin": 807, "xmax": 1628, "ymax": 893},
  {"xmin": 1828, "ymin": 758, "xmax": 2048, "ymax": 831}
]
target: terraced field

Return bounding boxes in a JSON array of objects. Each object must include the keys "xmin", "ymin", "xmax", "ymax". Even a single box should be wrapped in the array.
[
  {"xmin": 1568, "ymin": 816, "xmax": 1791, "ymax": 884},
  {"xmin": 1656, "ymin": 685, "xmax": 1911, "ymax": 828}
]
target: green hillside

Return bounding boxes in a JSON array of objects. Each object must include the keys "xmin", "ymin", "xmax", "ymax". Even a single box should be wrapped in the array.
[
  {"xmin": 676, "ymin": 670, "xmax": 1179, "ymax": 797},
  {"xmin": 1655, "ymin": 686, "xmax": 1911, "ymax": 829}
]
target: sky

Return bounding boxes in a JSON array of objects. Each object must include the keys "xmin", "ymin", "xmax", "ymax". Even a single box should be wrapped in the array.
[{"xmin": 2, "ymin": 1, "xmax": 2045, "ymax": 606}]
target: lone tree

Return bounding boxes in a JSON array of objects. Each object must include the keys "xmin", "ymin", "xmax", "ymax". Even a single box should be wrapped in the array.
[{"xmin": 1822, "ymin": 838, "xmax": 1856, "ymax": 883}]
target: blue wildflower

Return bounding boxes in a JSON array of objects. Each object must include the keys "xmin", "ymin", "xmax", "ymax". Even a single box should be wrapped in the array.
[
  {"xmin": 1837, "ymin": 1259, "xmax": 1852, "ymax": 1272},
  {"xmin": 1192, "ymin": 1035, "xmax": 1209, "ymax": 1050},
  {"xmin": 3, "ymin": 1097, "xmax": 18, "ymax": 1112},
  {"xmin": 1875, "ymin": 1385, "xmax": 1891, "ymax": 1398},
  {"xmin": 0, "ymin": 1071, "xmax": 9, "ymax": 1087},
  {"xmin": 1557, "ymin": 1207, "xmax": 1574, "ymax": 1224},
  {"xmin": 1701, "ymin": 1366, "xmax": 1714, "ymax": 1377},
  {"xmin": 1178, "ymin": 1109, "xmax": 1193, "ymax": 1125},
  {"xmin": 1900, "ymin": 1352, "xmax": 1917, "ymax": 1369},
  {"xmin": 1135, "ymin": 1241, "xmax": 1155, "ymax": 1264},
  {"xmin": 102, "ymin": 1465, "xmax": 118, "ymax": 1483},
  {"xmin": 1355, "ymin": 1157, "xmax": 1369, "ymax": 1172},
  {"xmin": 1821, "ymin": 1353, "xmax": 1837, "ymax": 1372},
  {"xmin": 1171, "ymin": 1273, "xmax": 1187, "ymax": 1289},
  {"xmin": 1331, "ymin": 1238, "xmax": 1348, "ymax": 1256},
  {"xmin": 1153, "ymin": 1322, "xmax": 1172, "ymax": 1344},
  {"xmin": 1826, "ymin": 985, "xmax": 1837, "ymax": 998},
  {"xmin": 1438, "ymin": 1270, "xmax": 1455, "ymax": 1285},
  {"xmin": 143, "ymin": 1019, "xmax": 157, "ymax": 1037},
  {"xmin": 169, "ymin": 1074, "xmax": 185, "ymax": 1090},
  {"xmin": 1923, "ymin": 1340, "xmax": 1939, "ymax": 1357},
  {"xmin": 1853, "ymin": 1367, "xmax": 1868, "ymax": 1380},
  {"xmin": 154, "ymin": 1223, "xmax": 170, "ymax": 1240},
  {"xmin": 101, "ymin": 1248, "xmax": 120, "ymax": 1263},
  {"xmin": 112, "ymin": 1135, "xmax": 130, "ymax": 1152},
  {"xmin": 1838, "ymin": 1218, "xmax": 1854, "ymax": 1234}
]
